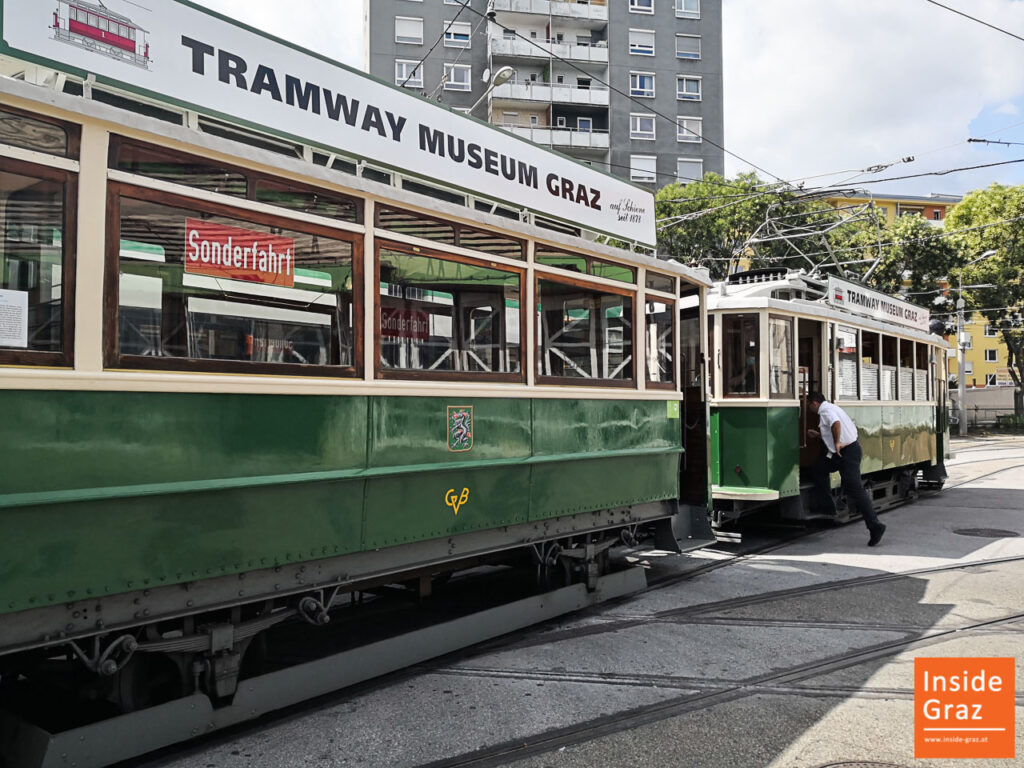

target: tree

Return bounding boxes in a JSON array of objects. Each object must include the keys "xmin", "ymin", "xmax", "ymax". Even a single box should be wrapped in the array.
[
  {"xmin": 655, "ymin": 173, "xmax": 877, "ymax": 280},
  {"xmin": 945, "ymin": 184, "xmax": 1024, "ymax": 417},
  {"xmin": 865, "ymin": 213, "xmax": 959, "ymax": 298}
]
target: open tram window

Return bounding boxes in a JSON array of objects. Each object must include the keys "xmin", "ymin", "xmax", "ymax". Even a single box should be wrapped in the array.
[
  {"xmin": 881, "ymin": 335, "xmax": 897, "ymax": 400},
  {"xmin": 899, "ymin": 338, "xmax": 915, "ymax": 400},
  {"xmin": 769, "ymin": 315, "xmax": 794, "ymax": 399},
  {"xmin": 377, "ymin": 245, "xmax": 522, "ymax": 379},
  {"xmin": 723, "ymin": 313, "xmax": 759, "ymax": 397},
  {"xmin": 0, "ymin": 159, "xmax": 75, "ymax": 366},
  {"xmin": 646, "ymin": 299, "xmax": 674, "ymax": 388},
  {"xmin": 537, "ymin": 278, "xmax": 634, "ymax": 384},
  {"xmin": 861, "ymin": 331, "xmax": 880, "ymax": 400},
  {"xmin": 111, "ymin": 191, "xmax": 358, "ymax": 375},
  {"xmin": 836, "ymin": 325, "xmax": 859, "ymax": 400},
  {"xmin": 916, "ymin": 342, "xmax": 930, "ymax": 400}
]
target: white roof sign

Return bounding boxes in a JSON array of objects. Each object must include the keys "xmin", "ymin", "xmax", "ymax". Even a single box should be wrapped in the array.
[
  {"xmin": 826, "ymin": 276, "xmax": 930, "ymax": 333},
  {"xmin": 1, "ymin": 0, "xmax": 656, "ymax": 245}
]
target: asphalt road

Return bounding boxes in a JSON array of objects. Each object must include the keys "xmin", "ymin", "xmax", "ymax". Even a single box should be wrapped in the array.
[{"xmin": 148, "ymin": 435, "xmax": 1024, "ymax": 768}]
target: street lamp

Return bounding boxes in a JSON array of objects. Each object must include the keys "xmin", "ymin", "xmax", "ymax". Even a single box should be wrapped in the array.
[
  {"xmin": 469, "ymin": 66, "xmax": 515, "ymax": 115},
  {"xmin": 955, "ymin": 249, "xmax": 998, "ymax": 435}
]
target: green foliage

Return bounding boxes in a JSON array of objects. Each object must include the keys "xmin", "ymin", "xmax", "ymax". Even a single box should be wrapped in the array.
[
  {"xmin": 867, "ymin": 213, "xmax": 959, "ymax": 298},
  {"xmin": 946, "ymin": 184, "xmax": 1024, "ymax": 410}
]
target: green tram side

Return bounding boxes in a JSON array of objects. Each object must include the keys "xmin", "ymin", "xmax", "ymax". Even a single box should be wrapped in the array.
[
  {"xmin": 0, "ymin": 82, "xmax": 713, "ymax": 713},
  {"xmin": 707, "ymin": 269, "xmax": 950, "ymax": 528}
]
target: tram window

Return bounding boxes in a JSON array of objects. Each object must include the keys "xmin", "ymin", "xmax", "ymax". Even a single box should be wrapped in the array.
[
  {"xmin": 253, "ymin": 179, "xmax": 359, "ymax": 223},
  {"xmin": 537, "ymin": 279, "xmax": 633, "ymax": 383},
  {"xmin": 861, "ymin": 332, "xmax": 880, "ymax": 400},
  {"xmin": 115, "ymin": 141, "xmax": 248, "ymax": 198},
  {"xmin": 646, "ymin": 300, "xmax": 674, "ymax": 387},
  {"xmin": 768, "ymin": 315, "xmax": 794, "ymax": 399},
  {"xmin": 881, "ymin": 335, "xmax": 897, "ymax": 399},
  {"xmin": 535, "ymin": 246, "xmax": 636, "ymax": 284},
  {"xmin": 836, "ymin": 325, "xmax": 859, "ymax": 400},
  {"xmin": 646, "ymin": 271, "xmax": 675, "ymax": 294},
  {"xmin": 113, "ymin": 194, "xmax": 357, "ymax": 374},
  {"xmin": 377, "ymin": 206, "xmax": 525, "ymax": 260},
  {"xmin": 0, "ymin": 107, "xmax": 75, "ymax": 158},
  {"xmin": 681, "ymin": 307, "xmax": 701, "ymax": 389},
  {"xmin": 899, "ymin": 338, "xmax": 915, "ymax": 400},
  {"xmin": 0, "ymin": 162, "xmax": 73, "ymax": 365},
  {"xmin": 723, "ymin": 314, "xmax": 759, "ymax": 397},
  {"xmin": 916, "ymin": 343, "xmax": 930, "ymax": 400},
  {"xmin": 378, "ymin": 246, "xmax": 522, "ymax": 378}
]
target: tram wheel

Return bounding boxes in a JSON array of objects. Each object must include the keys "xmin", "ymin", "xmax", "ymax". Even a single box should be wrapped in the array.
[{"xmin": 114, "ymin": 652, "xmax": 186, "ymax": 713}]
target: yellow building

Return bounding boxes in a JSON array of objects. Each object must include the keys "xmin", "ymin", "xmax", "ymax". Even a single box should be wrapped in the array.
[
  {"xmin": 948, "ymin": 313, "xmax": 1016, "ymax": 389},
  {"xmin": 827, "ymin": 191, "xmax": 962, "ymax": 227}
]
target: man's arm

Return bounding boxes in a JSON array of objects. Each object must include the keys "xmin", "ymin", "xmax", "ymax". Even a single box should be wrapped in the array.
[{"xmin": 831, "ymin": 421, "xmax": 843, "ymax": 455}]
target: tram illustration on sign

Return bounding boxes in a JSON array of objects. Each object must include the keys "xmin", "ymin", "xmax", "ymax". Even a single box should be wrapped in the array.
[{"xmin": 51, "ymin": 1, "xmax": 151, "ymax": 69}]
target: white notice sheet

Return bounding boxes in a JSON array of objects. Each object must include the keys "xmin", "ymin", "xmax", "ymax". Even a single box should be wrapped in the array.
[{"xmin": 0, "ymin": 289, "xmax": 29, "ymax": 348}]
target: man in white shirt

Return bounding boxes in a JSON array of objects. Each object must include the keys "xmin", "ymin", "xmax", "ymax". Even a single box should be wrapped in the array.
[{"xmin": 807, "ymin": 392, "xmax": 886, "ymax": 546}]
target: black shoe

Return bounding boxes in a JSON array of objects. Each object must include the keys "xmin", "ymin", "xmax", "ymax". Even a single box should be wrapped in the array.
[{"xmin": 868, "ymin": 524, "xmax": 886, "ymax": 547}]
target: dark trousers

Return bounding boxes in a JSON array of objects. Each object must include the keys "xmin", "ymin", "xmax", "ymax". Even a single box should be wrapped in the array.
[{"xmin": 810, "ymin": 441, "xmax": 882, "ymax": 532}]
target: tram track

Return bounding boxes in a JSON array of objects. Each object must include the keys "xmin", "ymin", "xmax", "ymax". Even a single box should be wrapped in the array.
[{"xmin": 413, "ymin": 607, "xmax": 1024, "ymax": 768}]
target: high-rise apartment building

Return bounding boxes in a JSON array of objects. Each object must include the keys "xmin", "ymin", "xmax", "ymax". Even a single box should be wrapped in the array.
[{"xmin": 364, "ymin": 0, "xmax": 724, "ymax": 189}]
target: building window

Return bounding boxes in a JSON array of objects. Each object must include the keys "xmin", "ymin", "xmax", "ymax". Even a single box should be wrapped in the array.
[
  {"xmin": 395, "ymin": 17, "xmax": 424, "ymax": 45},
  {"xmin": 676, "ymin": 158, "xmax": 703, "ymax": 184},
  {"xmin": 444, "ymin": 21, "xmax": 472, "ymax": 47},
  {"xmin": 629, "ymin": 114, "xmax": 656, "ymax": 140},
  {"xmin": 577, "ymin": 117, "xmax": 593, "ymax": 132},
  {"xmin": 963, "ymin": 360, "xmax": 973, "ymax": 375},
  {"xmin": 933, "ymin": 210, "xmax": 942, "ymax": 220},
  {"xmin": 677, "ymin": 117, "xmax": 702, "ymax": 142},
  {"xmin": 963, "ymin": 333, "xmax": 972, "ymax": 350},
  {"xmin": 676, "ymin": 0, "xmax": 700, "ymax": 18},
  {"xmin": 395, "ymin": 60, "xmax": 423, "ymax": 88},
  {"xmin": 985, "ymin": 324, "xmax": 997, "ymax": 337},
  {"xmin": 677, "ymin": 76, "xmax": 701, "ymax": 101},
  {"xmin": 443, "ymin": 63, "xmax": 472, "ymax": 91},
  {"xmin": 630, "ymin": 155, "xmax": 657, "ymax": 183},
  {"xmin": 629, "ymin": 29, "xmax": 656, "ymax": 55},
  {"xmin": 675, "ymin": 34, "xmax": 701, "ymax": 59},
  {"xmin": 986, "ymin": 373, "xmax": 997, "ymax": 386},
  {"xmin": 629, "ymin": 0, "xmax": 654, "ymax": 14},
  {"xmin": 985, "ymin": 348, "xmax": 998, "ymax": 362},
  {"xmin": 630, "ymin": 72, "xmax": 655, "ymax": 98}
]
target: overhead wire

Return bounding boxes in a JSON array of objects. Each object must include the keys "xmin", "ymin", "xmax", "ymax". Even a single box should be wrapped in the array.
[{"xmin": 922, "ymin": 0, "xmax": 1024, "ymax": 44}]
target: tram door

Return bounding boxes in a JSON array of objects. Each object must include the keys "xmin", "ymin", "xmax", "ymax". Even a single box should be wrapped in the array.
[
  {"xmin": 679, "ymin": 305, "xmax": 707, "ymax": 505},
  {"xmin": 797, "ymin": 319, "xmax": 823, "ymax": 467}
]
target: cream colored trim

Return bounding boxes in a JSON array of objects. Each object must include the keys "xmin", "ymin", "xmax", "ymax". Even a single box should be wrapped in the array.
[
  {"xmin": 107, "ymin": 170, "xmax": 365, "ymax": 236},
  {"xmin": 525, "ymin": 238, "xmax": 536, "ymax": 387},
  {"xmin": 74, "ymin": 123, "xmax": 109, "ymax": 373},
  {"xmin": 363, "ymin": 198, "xmax": 376, "ymax": 380},
  {"xmin": 0, "ymin": 142, "xmax": 79, "ymax": 172},
  {"xmin": 0, "ymin": 368, "xmax": 683, "ymax": 400}
]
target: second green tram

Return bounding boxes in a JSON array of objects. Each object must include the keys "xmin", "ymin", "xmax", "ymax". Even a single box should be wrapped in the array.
[{"xmin": 706, "ymin": 269, "xmax": 950, "ymax": 527}]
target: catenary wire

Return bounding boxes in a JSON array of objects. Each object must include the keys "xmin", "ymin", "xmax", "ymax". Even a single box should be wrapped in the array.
[{"xmin": 922, "ymin": 0, "xmax": 1024, "ymax": 44}]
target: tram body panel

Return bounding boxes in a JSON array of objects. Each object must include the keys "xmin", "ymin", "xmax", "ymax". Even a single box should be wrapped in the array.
[{"xmin": 710, "ymin": 405, "xmax": 799, "ymax": 498}]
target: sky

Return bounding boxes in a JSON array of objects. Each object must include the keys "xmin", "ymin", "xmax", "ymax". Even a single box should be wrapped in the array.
[{"xmin": 191, "ymin": 0, "xmax": 1024, "ymax": 199}]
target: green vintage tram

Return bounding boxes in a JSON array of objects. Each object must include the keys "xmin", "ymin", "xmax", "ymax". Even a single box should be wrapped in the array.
[
  {"xmin": 706, "ymin": 268, "xmax": 950, "ymax": 527},
  {"xmin": 0, "ymin": 4, "xmax": 714, "ymax": 752}
]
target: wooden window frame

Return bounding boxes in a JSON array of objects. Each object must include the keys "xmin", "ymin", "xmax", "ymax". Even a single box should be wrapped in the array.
[
  {"xmin": 374, "ymin": 238, "xmax": 526, "ymax": 384},
  {"xmin": 645, "ymin": 297, "xmax": 676, "ymax": 391},
  {"xmin": 0, "ymin": 103, "xmax": 81, "ymax": 159},
  {"xmin": 109, "ymin": 136, "xmax": 364, "ymax": 225},
  {"xmin": 104, "ymin": 182, "xmax": 364, "ymax": 377},
  {"xmin": 535, "ymin": 272, "xmax": 638, "ymax": 389},
  {"xmin": 0, "ymin": 156, "xmax": 77, "ymax": 368}
]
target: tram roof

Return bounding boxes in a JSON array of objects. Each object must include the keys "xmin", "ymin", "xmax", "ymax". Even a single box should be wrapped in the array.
[
  {"xmin": 707, "ymin": 270, "xmax": 947, "ymax": 346},
  {"xmin": 0, "ymin": 75, "xmax": 710, "ymax": 289}
]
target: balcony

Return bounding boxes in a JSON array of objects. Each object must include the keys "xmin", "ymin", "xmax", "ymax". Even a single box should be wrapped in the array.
[
  {"xmin": 490, "ymin": 81, "xmax": 610, "ymax": 106},
  {"xmin": 490, "ymin": 0, "xmax": 608, "ymax": 22},
  {"xmin": 498, "ymin": 124, "xmax": 610, "ymax": 150},
  {"xmin": 489, "ymin": 36, "xmax": 609, "ymax": 64}
]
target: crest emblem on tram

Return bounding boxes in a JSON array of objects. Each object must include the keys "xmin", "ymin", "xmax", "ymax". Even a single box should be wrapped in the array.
[
  {"xmin": 447, "ymin": 406, "xmax": 474, "ymax": 452},
  {"xmin": 50, "ymin": 1, "xmax": 152, "ymax": 70}
]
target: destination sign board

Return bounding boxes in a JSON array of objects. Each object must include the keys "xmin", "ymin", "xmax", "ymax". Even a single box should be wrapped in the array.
[
  {"xmin": 826, "ymin": 276, "xmax": 930, "ymax": 333},
  {"xmin": 0, "ymin": 0, "xmax": 656, "ymax": 245}
]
